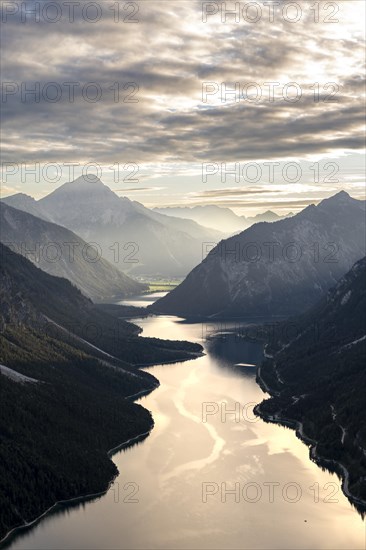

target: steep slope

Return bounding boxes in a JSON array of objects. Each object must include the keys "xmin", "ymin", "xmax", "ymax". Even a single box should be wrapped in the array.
[
  {"xmin": 2, "ymin": 193, "xmax": 51, "ymax": 221},
  {"xmin": 256, "ymin": 257, "xmax": 366, "ymax": 510},
  {"xmin": 37, "ymin": 175, "xmax": 223, "ymax": 276},
  {"xmin": 0, "ymin": 243, "xmax": 202, "ymax": 367},
  {"xmin": 152, "ymin": 191, "xmax": 366, "ymax": 318},
  {"xmin": 0, "ymin": 243, "xmax": 202, "ymax": 542},
  {"xmin": 0, "ymin": 202, "xmax": 145, "ymax": 302}
]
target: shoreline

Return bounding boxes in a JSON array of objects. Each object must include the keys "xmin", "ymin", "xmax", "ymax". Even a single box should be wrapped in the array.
[
  {"xmin": 135, "ymin": 350, "xmax": 205, "ymax": 368},
  {"xmin": 1, "ymin": 341, "xmax": 205, "ymax": 547},
  {"xmin": 255, "ymin": 363, "xmax": 366, "ymax": 514},
  {"xmin": 0, "ymin": 427, "xmax": 153, "ymax": 548}
]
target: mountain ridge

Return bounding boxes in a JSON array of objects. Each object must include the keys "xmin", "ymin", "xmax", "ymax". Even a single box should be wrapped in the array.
[
  {"xmin": 151, "ymin": 191, "xmax": 366, "ymax": 318},
  {"xmin": 255, "ymin": 255, "xmax": 366, "ymax": 510},
  {"xmin": 3, "ymin": 176, "xmax": 224, "ymax": 277},
  {"xmin": 153, "ymin": 204, "xmax": 292, "ymax": 233},
  {"xmin": 0, "ymin": 202, "xmax": 146, "ymax": 302}
]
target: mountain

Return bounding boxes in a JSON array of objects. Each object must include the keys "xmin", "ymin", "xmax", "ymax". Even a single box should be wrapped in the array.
[
  {"xmin": 151, "ymin": 191, "xmax": 366, "ymax": 318},
  {"xmin": 0, "ymin": 202, "xmax": 145, "ymax": 302},
  {"xmin": 2, "ymin": 193, "xmax": 51, "ymax": 221},
  {"xmin": 154, "ymin": 205, "xmax": 291, "ymax": 234},
  {"xmin": 0, "ymin": 243, "xmax": 202, "ymax": 541},
  {"xmin": 246, "ymin": 210, "xmax": 291, "ymax": 224},
  {"xmin": 36, "ymin": 176, "xmax": 223, "ymax": 277},
  {"xmin": 154, "ymin": 205, "xmax": 248, "ymax": 233},
  {"xmin": 255, "ymin": 256, "xmax": 366, "ymax": 509}
]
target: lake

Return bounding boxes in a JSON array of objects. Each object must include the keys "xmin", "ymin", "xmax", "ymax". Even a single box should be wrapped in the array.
[{"xmin": 8, "ymin": 293, "xmax": 365, "ymax": 549}]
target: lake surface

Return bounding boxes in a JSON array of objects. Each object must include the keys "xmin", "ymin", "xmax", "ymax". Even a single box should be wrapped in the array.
[{"xmin": 8, "ymin": 293, "xmax": 365, "ymax": 549}]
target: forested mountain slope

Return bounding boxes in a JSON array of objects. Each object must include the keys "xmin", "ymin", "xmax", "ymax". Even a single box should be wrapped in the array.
[
  {"xmin": 256, "ymin": 256, "xmax": 366, "ymax": 510},
  {"xmin": 0, "ymin": 244, "xmax": 201, "ymax": 542}
]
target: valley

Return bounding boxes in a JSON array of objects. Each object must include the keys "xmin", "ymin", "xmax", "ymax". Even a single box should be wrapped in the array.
[
  {"xmin": 3, "ymin": 307, "xmax": 365, "ymax": 550},
  {"xmin": 2, "ymin": 4, "xmax": 365, "ymax": 548},
  {"xmin": 1, "ymin": 187, "xmax": 365, "ymax": 548}
]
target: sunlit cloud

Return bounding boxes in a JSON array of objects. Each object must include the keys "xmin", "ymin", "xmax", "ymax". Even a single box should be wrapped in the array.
[{"xmin": 1, "ymin": 0, "xmax": 364, "ymax": 213}]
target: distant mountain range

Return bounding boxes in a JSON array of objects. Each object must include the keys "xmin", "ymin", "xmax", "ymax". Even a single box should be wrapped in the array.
[
  {"xmin": 154, "ymin": 205, "xmax": 292, "ymax": 233},
  {"xmin": 151, "ymin": 191, "xmax": 366, "ymax": 318},
  {"xmin": 0, "ymin": 202, "xmax": 145, "ymax": 302},
  {"xmin": 256, "ymin": 255, "xmax": 366, "ymax": 509},
  {"xmin": 3, "ymin": 176, "xmax": 223, "ymax": 277}
]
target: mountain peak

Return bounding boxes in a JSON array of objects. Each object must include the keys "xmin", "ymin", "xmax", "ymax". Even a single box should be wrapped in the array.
[
  {"xmin": 152, "ymin": 190, "xmax": 366, "ymax": 318},
  {"xmin": 331, "ymin": 190, "xmax": 351, "ymax": 200},
  {"xmin": 2, "ymin": 192, "xmax": 36, "ymax": 203},
  {"xmin": 71, "ymin": 174, "xmax": 103, "ymax": 185},
  {"xmin": 64, "ymin": 174, "xmax": 106, "ymax": 190},
  {"xmin": 2, "ymin": 192, "xmax": 51, "ymax": 221},
  {"xmin": 319, "ymin": 190, "xmax": 352, "ymax": 207},
  {"xmin": 41, "ymin": 175, "xmax": 118, "ymax": 203},
  {"xmin": 252, "ymin": 210, "xmax": 281, "ymax": 222}
]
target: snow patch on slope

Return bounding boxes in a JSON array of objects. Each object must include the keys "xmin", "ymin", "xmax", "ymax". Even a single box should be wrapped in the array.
[
  {"xmin": 341, "ymin": 290, "xmax": 351, "ymax": 305},
  {"xmin": 0, "ymin": 364, "xmax": 38, "ymax": 384},
  {"xmin": 338, "ymin": 335, "xmax": 366, "ymax": 352}
]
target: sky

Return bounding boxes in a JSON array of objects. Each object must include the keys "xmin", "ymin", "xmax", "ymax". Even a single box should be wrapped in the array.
[{"xmin": 1, "ymin": 0, "xmax": 365, "ymax": 215}]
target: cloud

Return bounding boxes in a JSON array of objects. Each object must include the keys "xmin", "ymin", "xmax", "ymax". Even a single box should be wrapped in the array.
[
  {"xmin": 114, "ymin": 186, "xmax": 165, "ymax": 192},
  {"xmin": 190, "ymin": 187, "xmax": 284, "ymax": 198},
  {"xmin": 1, "ymin": 0, "xmax": 364, "ymax": 183},
  {"xmin": 0, "ymin": 184, "xmax": 20, "ymax": 198}
]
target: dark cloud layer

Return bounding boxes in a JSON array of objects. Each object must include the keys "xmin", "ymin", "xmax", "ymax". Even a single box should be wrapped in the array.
[{"xmin": 1, "ymin": 0, "xmax": 364, "ymax": 178}]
